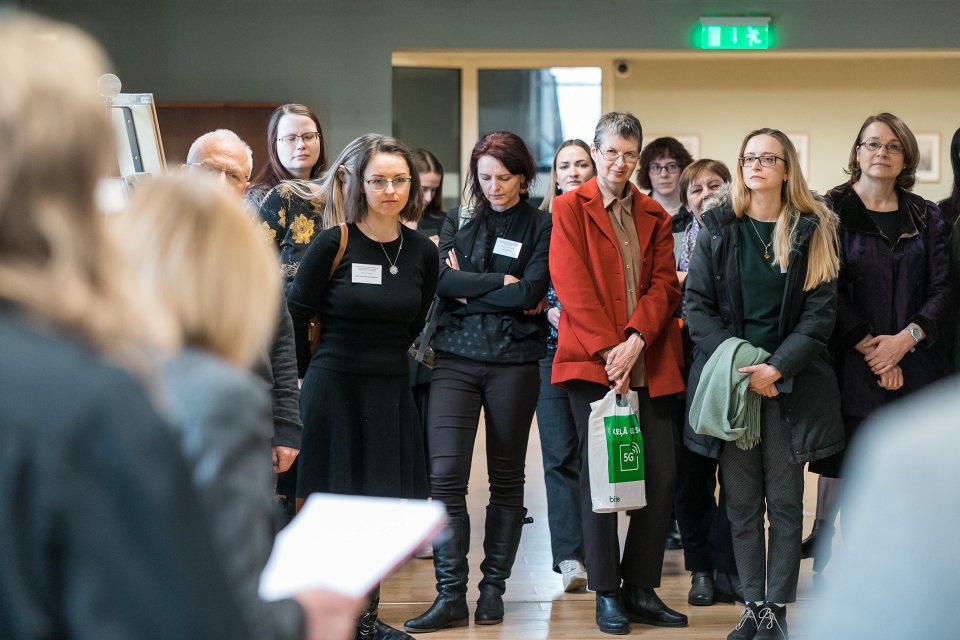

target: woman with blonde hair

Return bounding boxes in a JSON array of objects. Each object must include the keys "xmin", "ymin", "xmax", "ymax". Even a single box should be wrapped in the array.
[
  {"xmin": 118, "ymin": 173, "xmax": 364, "ymax": 640},
  {"xmin": 0, "ymin": 14, "xmax": 253, "ymax": 638},
  {"xmin": 684, "ymin": 128, "xmax": 843, "ymax": 640}
]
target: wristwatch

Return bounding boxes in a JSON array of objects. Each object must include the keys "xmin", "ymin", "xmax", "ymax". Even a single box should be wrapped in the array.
[{"xmin": 907, "ymin": 325, "xmax": 922, "ymax": 352}]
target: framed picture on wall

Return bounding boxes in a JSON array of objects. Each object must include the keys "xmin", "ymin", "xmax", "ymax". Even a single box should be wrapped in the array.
[
  {"xmin": 643, "ymin": 134, "xmax": 700, "ymax": 160},
  {"xmin": 915, "ymin": 133, "xmax": 941, "ymax": 183},
  {"xmin": 785, "ymin": 133, "xmax": 809, "ymax": 180}
]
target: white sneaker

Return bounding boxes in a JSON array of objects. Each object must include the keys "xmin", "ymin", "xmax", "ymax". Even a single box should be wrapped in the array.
[{"xmin": 559, "ymin": 559, "xmax": 588, "ymax": 593}]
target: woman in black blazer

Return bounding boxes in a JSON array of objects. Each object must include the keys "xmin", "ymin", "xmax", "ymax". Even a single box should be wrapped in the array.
[{"xmin": 405, "ymin": 131, "xmax": 551, "ymax": 633}]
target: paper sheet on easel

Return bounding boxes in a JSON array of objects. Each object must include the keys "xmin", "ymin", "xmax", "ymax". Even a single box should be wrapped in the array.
[{"xmin": 259, "ymin": 494, "xmax": 447, "ymax": 600}]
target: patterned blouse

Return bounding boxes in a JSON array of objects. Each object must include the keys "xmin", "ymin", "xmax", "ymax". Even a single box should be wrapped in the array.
[
  {"xmin": 257, "ymin": 182, "xmax": 325, "ymax": 292},
  {"xmin": 677, "ymin": 217, "xmax": 701, "ymax": 321}
]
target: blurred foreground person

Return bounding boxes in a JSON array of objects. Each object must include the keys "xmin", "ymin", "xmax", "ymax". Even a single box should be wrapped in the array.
[
  {"xmin": 118, "ymin": 173, "xmax": 364, "ymax": 640},
  {"xmin": 806, "ymin": 377, "xmax": 960, "ymax": 639},
  {"xmin": 0, "ymin": 14, "xmax": 252, "ymax": 639}
]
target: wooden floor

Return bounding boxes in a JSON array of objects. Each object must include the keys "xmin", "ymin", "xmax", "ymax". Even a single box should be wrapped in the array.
[{"xmin": 381, "ymin": 416, "xmax": 826, "ymax": 638}]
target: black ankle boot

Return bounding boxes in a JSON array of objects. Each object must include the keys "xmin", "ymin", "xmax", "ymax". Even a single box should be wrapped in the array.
[
  {"xmin": 357, "ymin": 586, "xmax": 412, "ymax": 640},
  {"xmin": 595, "ymin": 590, "xmax": 630, "ymax": 635},
  {"xmin": 754, "ymin": 603, "xmax": 789, "ymax": 639},
  {"xmin": 688, "ymin": 570, "xmax": 715, "ymax": 606},
  {"xmin": 621, "ymin": 584, "xmax": 688, "ymax": 627},
  {"xmin": 474, "ymin": 506, "xmax": 529, "ymax": 625},
  {"xmin": 801, "ymin": 519, "xmax": 835, "ymax": 572},
  {"xmin": 403, "ymin": 516, "xmax": 470, "ymax": 633}
]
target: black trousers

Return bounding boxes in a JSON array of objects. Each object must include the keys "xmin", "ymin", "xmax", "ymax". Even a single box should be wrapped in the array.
[
  {"xmin": 567, "ymin": 380, "xmax": 677, "ymax": 592},
  {"xmin": 674, "ymin": 442, "xmax": 738, "ymax": 574},
  {"xmin": 427, "ymin": 354, "xmax": 540, "ymax": 518}
]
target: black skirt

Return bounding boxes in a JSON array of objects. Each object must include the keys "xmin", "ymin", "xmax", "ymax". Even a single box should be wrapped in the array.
[{"xmin": 297, "ymin": 367, "xmax": 429, "ymax": 499}]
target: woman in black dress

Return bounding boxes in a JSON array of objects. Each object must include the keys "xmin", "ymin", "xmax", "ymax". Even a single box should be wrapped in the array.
[
  {"xmin": 404, "ymin": 131, "xmax": 551, "ymax": 632},
  {"xmin": 287, "ymin": 135, "xmax": 439, "ymax": 640}
]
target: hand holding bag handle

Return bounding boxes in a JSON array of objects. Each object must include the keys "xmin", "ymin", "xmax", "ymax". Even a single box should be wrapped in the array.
[{"xmin": 307, "ymin": 223, "xmax": 348, "ymax": 355}]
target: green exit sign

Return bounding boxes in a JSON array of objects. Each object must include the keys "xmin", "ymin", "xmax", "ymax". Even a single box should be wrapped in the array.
[{"xmin": 697, "ymin": 17, "xmax": 772, "ymax": 50}]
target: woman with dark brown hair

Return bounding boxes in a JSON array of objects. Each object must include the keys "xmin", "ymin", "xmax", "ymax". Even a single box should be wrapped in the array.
[
  {"xmin": 404, "ymin": 131, "xmax": 551, "ymax": 633},
  {"xmin": 410, "ymin": 148, "xmax": 445, "ymax": 243},
  {"xmin": 244, "ymin": 103, "xmax": 328, "ymax": 209}
]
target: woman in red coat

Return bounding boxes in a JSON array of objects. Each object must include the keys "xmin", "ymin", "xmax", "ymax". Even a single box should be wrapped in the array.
[{"xmin": 549, "ymin": 111, "xmax": 686, "ymax": 635}]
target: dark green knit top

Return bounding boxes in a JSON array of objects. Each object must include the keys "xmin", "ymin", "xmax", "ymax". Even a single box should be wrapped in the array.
[{"xmin": 738, "ymin": 218, "xmax": 785, "ymax": 354}]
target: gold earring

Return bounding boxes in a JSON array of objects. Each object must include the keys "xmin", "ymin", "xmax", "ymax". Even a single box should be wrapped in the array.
[{"xmin": 520, "ymin": 182, "xmax": 528, "ymax": 194}]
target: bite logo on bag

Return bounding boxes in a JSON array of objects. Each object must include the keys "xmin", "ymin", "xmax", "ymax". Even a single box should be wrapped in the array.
[{"xmin": 604, "ymin": 415, "xmax": 645, "ymax": 484}]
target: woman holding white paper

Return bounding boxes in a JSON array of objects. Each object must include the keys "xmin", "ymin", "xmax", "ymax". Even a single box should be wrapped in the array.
[
  {"xmin": 118, "ymin": 173, "xmax": 363, "ymax": 640},
  {"xmin": 404, "ymin": 131, "xmax": 551, "ymax": 633}
]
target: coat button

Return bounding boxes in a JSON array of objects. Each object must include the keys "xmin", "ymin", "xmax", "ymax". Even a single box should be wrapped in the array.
[
  {"xmin": 716, "ymin": 275, "xmax": 721, "ymax": 280},
  {"xmin": 712, "ymin": 235, "xmax": 718, "ymax": 239}
]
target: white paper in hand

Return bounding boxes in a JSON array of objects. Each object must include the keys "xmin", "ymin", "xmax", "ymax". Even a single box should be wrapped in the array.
[{"xmin": 259, "ymin": 494, "xmax": 447, "ymax": 599}]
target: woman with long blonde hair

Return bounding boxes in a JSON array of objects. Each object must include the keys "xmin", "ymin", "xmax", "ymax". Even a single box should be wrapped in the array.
[
  {"xmin": 0, "ymin": 14, "xmax": 254, "ymax": 638},
  {"xmin": 684, "ymin": 128, "xmax": 843, "ymax": 640}
]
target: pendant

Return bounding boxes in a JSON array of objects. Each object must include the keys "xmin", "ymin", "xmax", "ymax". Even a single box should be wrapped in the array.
[
  {"xmin": 389, "ymin": 265, "xmax": 399, "ymax": 275},
  {"xmin": 763, "ymin": 250, "xmax": 770, "ymax": 260}
]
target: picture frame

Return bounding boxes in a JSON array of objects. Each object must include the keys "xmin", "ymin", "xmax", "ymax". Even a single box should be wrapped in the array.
[
  {"xmin": 642, "ymin": 134, "xmax": 700, "ymax": 160},
  {"xmin": 915, "ymin": 133, "xmax": 941, "ymax": 183},
  {"xmin": 785, "ymin": 132, "xmax": 809, "ymax": 180}
]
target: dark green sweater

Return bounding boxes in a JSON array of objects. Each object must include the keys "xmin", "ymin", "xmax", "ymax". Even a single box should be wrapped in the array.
[{"xmin": 739, "ymin": 218, "xmax": 786, "ymax": 354}]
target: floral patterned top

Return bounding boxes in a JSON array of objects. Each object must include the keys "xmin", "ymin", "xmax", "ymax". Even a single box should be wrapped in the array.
[
  {"xmin": 257, "ymin": 182, "xmax": 325, "ymax": 292},
  {"xmin": 545, "ymin": 284, "xmax": 560, "ymax": 353}
]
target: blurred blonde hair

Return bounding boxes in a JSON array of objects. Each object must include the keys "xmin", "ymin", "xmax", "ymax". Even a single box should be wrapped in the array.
[
  {"xmin": 732, "ymin": 128, "xmax": 839, "ymax": 291},
  {"xmin": 117, "ymin": 174, "xmax": 281, "ymax": 368},
  {"xmin": 0, "ymin": 15, "xmax": 156, "ymax": 360}
]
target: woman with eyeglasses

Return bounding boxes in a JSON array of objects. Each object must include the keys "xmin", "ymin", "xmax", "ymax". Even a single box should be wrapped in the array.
[
  {"xmin": 550, "ymin": 113, "xmax": 688, "ymax": 635},
  {"xmin": 801, "ymin": 113, "xmax": 953, "ymax": 580},
  {"xmin": 404, "ymin": 131, "xmax": 551, "ymax": 633},
  {"xmin": 287, "ymin": 135, "xmax": 438, "ymax": 640},
  {"xmin": 535, "ymin": 139, "xmax": 596, "ymax": 594},
  {"xmin": 684, "ymin": 128, "xmax": 842, "ymax": 640},
  {"xmin": 245, "ymin": 103, "xmax": 327, "ymax": 209}
]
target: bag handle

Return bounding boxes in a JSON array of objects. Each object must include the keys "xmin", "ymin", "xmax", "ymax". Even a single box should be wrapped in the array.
[{"xmin": 329, "ymin": 222, "xmax": 348, "ymax": 279}]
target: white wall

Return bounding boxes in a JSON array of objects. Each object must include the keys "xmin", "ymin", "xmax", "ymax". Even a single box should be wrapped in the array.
[{"xmin": 614, "ymin": 56, "xmax": 960, "ymax": 201}]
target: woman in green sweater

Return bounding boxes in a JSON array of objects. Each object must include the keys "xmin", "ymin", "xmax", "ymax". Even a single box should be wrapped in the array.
[{"xmin": 684, "ymin": 129, "xmax": 843, "ymax": 640}]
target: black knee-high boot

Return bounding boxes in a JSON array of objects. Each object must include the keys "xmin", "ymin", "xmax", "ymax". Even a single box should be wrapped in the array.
[
  {"xmin": 474, "ymin": 506, "xmax": 529, "ymax": 625},
  {"xmin": 403, "ymin": 516, "xmax": 470, "ymax": 633},
  {"xmin": 356, "ymin": 585, "xmax": 412, "ymax": 640}
]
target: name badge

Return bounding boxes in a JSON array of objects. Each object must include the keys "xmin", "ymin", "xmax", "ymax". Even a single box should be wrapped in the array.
[
  {"xmin": 493, "ymin": 237, "xmax": 522, "ymax": 259},
  {"xmin": 352, "ymin": 263, "xmax": 382, "ymax": 285}
]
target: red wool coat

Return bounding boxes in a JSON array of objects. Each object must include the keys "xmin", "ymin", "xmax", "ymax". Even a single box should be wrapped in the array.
[{"xmin": 549, "ymin": 177, "xmax": 685, "ymax": 398}]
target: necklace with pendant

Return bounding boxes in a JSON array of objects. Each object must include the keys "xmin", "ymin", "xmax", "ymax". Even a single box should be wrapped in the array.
[
  {"xmin": 362, "ymin": 221, "xmax": 403, "ymax": 275},
  {"xmin": 747, "ymin": 217, "xmax": 774, "ymax": 261}
]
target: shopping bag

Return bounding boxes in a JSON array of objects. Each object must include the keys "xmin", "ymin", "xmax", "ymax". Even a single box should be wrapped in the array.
[{"xmin": 588, "ymin": 389, "xmax": 647, "ymax": 513}]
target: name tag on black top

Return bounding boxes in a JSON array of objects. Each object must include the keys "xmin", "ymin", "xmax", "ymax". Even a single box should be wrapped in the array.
[
  {"xmin": 352, "ymin": 263, "xmax": 382, "ymax": 285},
  {"xmin": 493, "ymin": 237, "xmax": 522, "ymax": 259}
]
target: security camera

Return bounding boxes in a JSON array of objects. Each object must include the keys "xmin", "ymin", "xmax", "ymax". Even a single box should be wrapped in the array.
[{"xmin": 614, "ymin": 60, "xmax": 631, "ymax": 78}]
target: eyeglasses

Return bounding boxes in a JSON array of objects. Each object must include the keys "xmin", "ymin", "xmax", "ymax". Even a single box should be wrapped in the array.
[
  {"xmin": 186, "ymin": 162, "xmax": 249, "ymax": 186},
  {"xmin": 738, "ymin": 155, "xmax": 787, "ymax": 168},
  {"xmin": 598, "ymin": 149, "xmax": 639, "ymax": 164},
  {"xmin": 277, "ymin": 131, "xmax": 321, "ymax": 145},
  {"xmin": 649, "ymin": 162, "xmax": 681, "ymax": 174},
  {"xmin": 859, "ymin": 140, "xmax": 904, "ymax": 155},
  {"xmin": 365, "ymin": 177, "xmax": 412, "ymax": 191}
]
